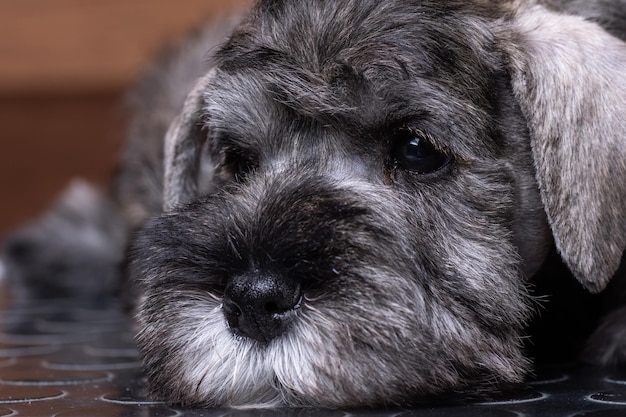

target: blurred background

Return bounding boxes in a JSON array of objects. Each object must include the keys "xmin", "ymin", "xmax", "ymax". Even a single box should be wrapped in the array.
[{"xmin": 0, "ymin": 0, "xmax": 250, "ymax": 237}]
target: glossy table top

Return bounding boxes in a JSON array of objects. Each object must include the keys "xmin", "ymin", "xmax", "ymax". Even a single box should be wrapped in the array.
[{"xmin": 0, "ymin": 287, "xmax": 626, "ymax": 417}]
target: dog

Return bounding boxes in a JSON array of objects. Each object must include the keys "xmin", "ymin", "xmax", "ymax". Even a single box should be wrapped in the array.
[{"xmin": 2, "ymin": 0, "xmax": 626, "ymax": 409}]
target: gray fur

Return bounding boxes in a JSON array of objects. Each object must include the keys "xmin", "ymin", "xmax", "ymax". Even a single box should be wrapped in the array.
[
  {"xmin": 503, "ymin": 1, "xmax": 626, "ymax": 292},
  {"xmin": 1, "ymin": 180, "xmax": 127, "ymax": 300},
  {"xmin": 2, "ymin": 0, "xmax": 626, "ymax": 409}
]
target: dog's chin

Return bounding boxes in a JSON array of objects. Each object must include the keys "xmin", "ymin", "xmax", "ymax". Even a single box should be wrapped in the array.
[
  {"xmin": 149, "ymin": 296, "xmax": 288, "ymax": 408},
  {"xmin": 136, "ymin": 275, "xmax": 530, "ymax": 409}
]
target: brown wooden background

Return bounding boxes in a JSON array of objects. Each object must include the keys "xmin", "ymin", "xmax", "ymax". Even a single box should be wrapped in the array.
[{"xmin": 0, "ymin": 0, "xmax": 250, "ymax": 237}]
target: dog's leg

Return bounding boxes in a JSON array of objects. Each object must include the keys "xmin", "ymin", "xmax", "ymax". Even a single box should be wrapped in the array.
[
  {"xmin": 584, "ymin": 308, "xmax": 626, "ymax": 366},
  {"xmin": 1, "ymin": 180, "xmax": 127, "ymax": 300}
]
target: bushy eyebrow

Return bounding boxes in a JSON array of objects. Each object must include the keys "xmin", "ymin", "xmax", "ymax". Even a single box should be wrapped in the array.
[{"xmin": 207, "ymin": 40, "xmax": 504, "ymax": 164}]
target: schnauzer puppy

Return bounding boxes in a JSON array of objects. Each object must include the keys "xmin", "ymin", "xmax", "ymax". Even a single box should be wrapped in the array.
[{"xmin": 2, "ymin": 0, "xmax": 626, "ymax": 409}]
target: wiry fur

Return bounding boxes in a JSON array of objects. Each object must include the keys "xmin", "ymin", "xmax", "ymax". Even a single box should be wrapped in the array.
[
  {"xmin": 2, "ymin": 0, "xmax": 626, "ymax": 409},
  {"xmin": 135, "ymin": 175, "xmax": 532, "ymax": 406}
]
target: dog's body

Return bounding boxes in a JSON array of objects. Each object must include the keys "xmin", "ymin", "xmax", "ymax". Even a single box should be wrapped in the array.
[{"xmin": 2, "ymin": 0, "xmax": 626, "ymax": 408}]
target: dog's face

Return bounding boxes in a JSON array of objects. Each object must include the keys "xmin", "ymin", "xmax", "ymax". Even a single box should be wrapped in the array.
[{"xmin": 131, "ymin": 0, "xmax": 626, "ymax": 408}]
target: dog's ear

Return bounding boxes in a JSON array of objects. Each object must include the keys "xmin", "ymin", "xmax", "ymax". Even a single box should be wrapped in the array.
[
  {"xmin": 163, "ymin": 70, "xmax": 215, "ymax": 211},
  {"xmin": 504, "ymin": 4, "xmax": 626, "ymax": 292}
]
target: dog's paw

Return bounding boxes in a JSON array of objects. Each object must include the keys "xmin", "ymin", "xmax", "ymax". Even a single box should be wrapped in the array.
[
  {"xmin": 1, "ymin": 180, "xmax": 127, "ymax": 300},
  {"xmin": 582, "ymin": 307, "xmax": 626, "ymax": 367}
]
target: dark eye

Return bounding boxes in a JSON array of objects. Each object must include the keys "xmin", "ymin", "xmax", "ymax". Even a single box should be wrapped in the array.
[
  {"xmin": 221, "ymin": 149, "xmax": 257, "ymax": 183},
  {"xmin": 392, "ymin": 130, "xmax": 453, "ymax": 174}
]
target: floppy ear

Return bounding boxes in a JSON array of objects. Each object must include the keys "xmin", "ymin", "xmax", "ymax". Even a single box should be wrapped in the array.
[
  {"xmin": 163, "ymin": 70, "xmax": 215, "ymax": 211},
  {"xmin": 505, "ymin": 4, "xmax": 626, "ymax": 292}
]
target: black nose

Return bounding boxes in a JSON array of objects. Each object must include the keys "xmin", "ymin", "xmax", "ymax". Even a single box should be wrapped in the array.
[{"xmin": 222, "ymin": 272, "xmax": 302, "ymax": 343}]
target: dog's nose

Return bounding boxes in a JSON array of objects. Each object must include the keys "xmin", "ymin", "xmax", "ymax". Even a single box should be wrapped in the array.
[{"xmin": 222, "ymin": 272, "xmax": 302, "ymax": 343}]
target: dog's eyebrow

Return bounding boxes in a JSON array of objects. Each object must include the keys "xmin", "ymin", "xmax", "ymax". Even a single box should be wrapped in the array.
[
  {"xmin": 205, "ymin": 64, "xmax": 495, "ymax": 162},
  {"xmin": 215, "ymin": 43, "xmax": 279, "ymax": 72},
  {"xmin": 211, "ymin": 132, "xmax": 246, "ymax": 151},
  {"xmin": 216, "ymin": 45, "xmax": 403, "ymax": 127},
  {"xmin": 210, "ymin": 30, "xmax": 503, "ymax": 161}
]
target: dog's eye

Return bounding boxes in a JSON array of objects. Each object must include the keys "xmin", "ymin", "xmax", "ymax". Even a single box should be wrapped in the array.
[
  {"xmin": 392, "ymin": 131, "xmax": 453, "ymax": 174},
  {"xmin": 221, "ymin": 150, "xmax": 257, "ymax": 183}
]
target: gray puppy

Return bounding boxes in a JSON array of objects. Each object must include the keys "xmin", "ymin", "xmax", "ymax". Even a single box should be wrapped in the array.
[{"xmin": 2, "ymin": 0, "xmax": 626, "ymax": 409}]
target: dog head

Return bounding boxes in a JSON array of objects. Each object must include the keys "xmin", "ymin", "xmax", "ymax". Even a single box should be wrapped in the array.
[{"xmin": 131, "ymin": 0, "xmax": 626, "ymax": 407}]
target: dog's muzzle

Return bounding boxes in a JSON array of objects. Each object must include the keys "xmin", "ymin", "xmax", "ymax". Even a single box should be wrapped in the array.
[
  {"xmin": 222, "ymin": 271, "xmax": 303, "ymax": 343},
  {"xmin": 210, "ymin": 173, "xmax": 373, "ymax": 344}
]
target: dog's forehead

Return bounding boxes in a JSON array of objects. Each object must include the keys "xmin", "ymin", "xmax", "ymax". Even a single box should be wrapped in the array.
[
  {"xmin": 217, "ymin": 0, "xmax": 506, "ymax": 78},
  {"xmin": 205, "ymin": 0, "xmax": 508, "ymax": 157}
]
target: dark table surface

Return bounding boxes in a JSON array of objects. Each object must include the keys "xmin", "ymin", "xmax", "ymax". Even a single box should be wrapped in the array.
[{"xmin": 0, "ymin": 277, "xmax": 625, "ymax": 417}]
